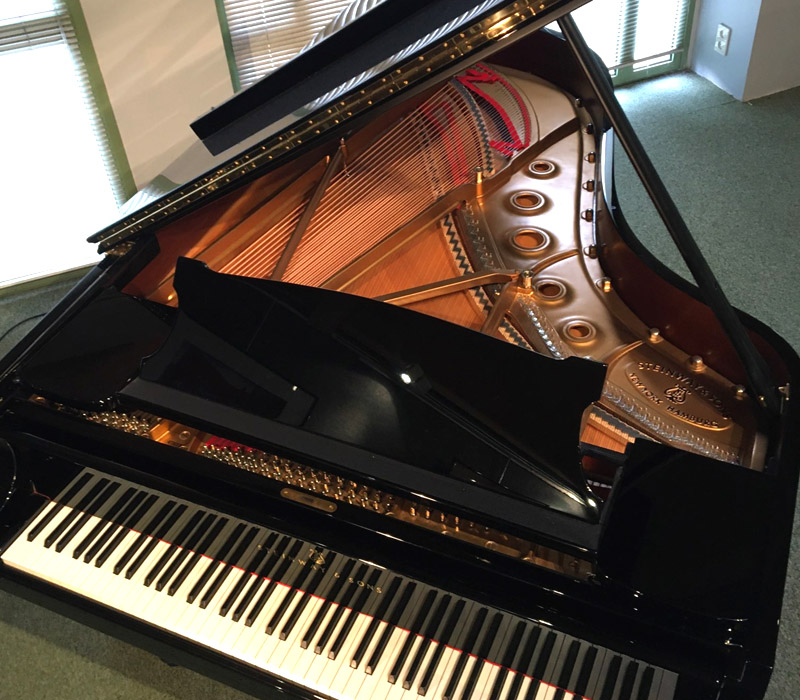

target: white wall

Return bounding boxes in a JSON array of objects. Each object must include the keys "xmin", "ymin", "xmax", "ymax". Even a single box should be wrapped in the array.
[
  {"xmin": 744, "ymin": 0, "xmax": 800, "ymax": 100},
  {"xmin": 80, "ymin": 0, "xmax": 234, "ymax": 188},
  {"xmin": 691, "ymin": 0, "xmax": 762, "ymax": 100},
  {"xmin": 691, "ymin": 0, "xmax": 800, "ymax": 101}
]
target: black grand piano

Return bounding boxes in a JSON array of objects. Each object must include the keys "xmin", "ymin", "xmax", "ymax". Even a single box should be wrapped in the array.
[{"xmin": 1, "ymin": 1, "xmax": 798, "ymax": 699}]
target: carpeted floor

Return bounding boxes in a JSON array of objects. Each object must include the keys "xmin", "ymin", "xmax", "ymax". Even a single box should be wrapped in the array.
[{"xmin": 0, "ymin": 70, "xmax": 798, "ymax": 699}]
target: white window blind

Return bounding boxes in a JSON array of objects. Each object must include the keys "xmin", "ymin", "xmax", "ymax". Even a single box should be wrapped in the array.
[
  {"xmin": 224, "ymin": 0, "xmax": 359, "ymax": 89},
  {"xmin": 0, "ymin": 0, "xmax": 122, "ymax": 285},
  {"xmin": 572, "ymin": 0, "xmax": 691, "ymax": 71}
]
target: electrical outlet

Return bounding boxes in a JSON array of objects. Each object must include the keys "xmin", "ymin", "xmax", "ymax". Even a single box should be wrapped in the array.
[{"xmin": 715, "ymin": 24, "xmax": 731, "ymax": 56}]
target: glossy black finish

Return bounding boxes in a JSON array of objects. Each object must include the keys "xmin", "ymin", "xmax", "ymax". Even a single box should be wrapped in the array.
[
  {"xmin": 192, "ymin": 0, "xmax": 503, "ymax": 153},
  {"xmin": 189, "ymin": 0, "xmax": 587, "ymax": 155},
  {"xmin": 126, "ymin": 258, "xmax": 605, "ymax": 525},
  {"xmin": 1, "ymin": 11, "xmax": 799, "ymax": 700},
  {"xmin": 18, "ymin": 288, "xmax": 173, "ymax": 406}
]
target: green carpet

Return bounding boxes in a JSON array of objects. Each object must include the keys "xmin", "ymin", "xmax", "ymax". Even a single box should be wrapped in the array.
[{"xmin": 0, "ymin": 71, "xmax": 798, "ymax": 699}]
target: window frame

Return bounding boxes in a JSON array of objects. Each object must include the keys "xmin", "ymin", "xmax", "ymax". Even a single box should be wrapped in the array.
[
  {"xmin": 62, "ymin": 0, "xmax": 136, "ymax": 203},
  {"xmin": 610, "ymin": 0, "xmax": 698, "ymax": 86}
]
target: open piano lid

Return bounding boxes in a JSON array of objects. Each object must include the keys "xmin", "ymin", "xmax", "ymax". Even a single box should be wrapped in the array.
[
  {"xmin": 189, "ymin": 0, "xmax": 590, "ymax": 155},
  {"xmin": 89, "ymin": 0, "xmax": 590, "ymax": 252}
]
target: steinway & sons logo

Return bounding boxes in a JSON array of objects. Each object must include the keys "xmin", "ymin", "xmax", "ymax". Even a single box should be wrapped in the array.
[{"xmin": 625, "ymin": 361, "xmax": 732, "ymax": 430}]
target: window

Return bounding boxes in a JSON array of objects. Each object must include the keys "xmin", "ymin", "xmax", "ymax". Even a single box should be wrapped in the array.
[
  {"xmin": 218, "ymin": 0, "xmax": 360, "ymax": 90},
  {"xmin": 571, "ymin": 0, "xmax": 694, "ymax": 84},
  {"xmin": 0, "ymin": 0, "xmax": 132, "ymax": 286}
]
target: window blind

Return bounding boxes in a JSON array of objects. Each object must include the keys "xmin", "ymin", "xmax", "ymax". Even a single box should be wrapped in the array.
[
  {"xmin": 0, "ymin": 0, "xmax": 126, "ymax": 204},
  {"xmin": 572, "ymin": 0, "xmax": 691, "ymax": 71},
  {"xmin": 0, "ymin": 0, "xmax": 122, "ymax": 284},
  {"xmin": 224, "ymin": 0, "xmax": 359, "ymax": 89}
]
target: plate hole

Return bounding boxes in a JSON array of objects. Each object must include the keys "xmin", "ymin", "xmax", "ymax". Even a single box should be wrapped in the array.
[
  {"xmin": 536, "ymin": 280, "xmax": 565, "ymax": 300},
  {"xmin": 529, "ymin": 160, "xmax": 556, "ymax": 176},
  {"xmin": 511, "ymin": 228, "xmax": 549, "ymax": 253},
  {"xmin": 564, "ymin": 320, "xmax": 596, "ymax": 342},
  {"xmin": 511, "ymin": 191, "xmax": 545, "ymax": 212}
]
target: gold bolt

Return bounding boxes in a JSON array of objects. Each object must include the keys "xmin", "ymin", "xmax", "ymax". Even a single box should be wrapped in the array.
[
  {"xmin": 585, "ymin": 151, "xmax": 597, "ymax": 163},
  {"xmin": 597, "ymin": 278, "xmax": 612, "ymax": 293},
  {"xmin": 519, "ymin": 270, "xmax": 533, "ymax": 290},
  {"xmin": 583, "ymin": 245, "xmax": 597, "ymax": 259},
  {"xmin": 689, "ymin": 355, "xmax": 705, "ymax": 372},
  {"xmin": 582, "ymin": 180, "xmax": 595, "ymax": 192},
  {"xmin": 581, "ymin": 209, "xmax": 594, "ymax": 222},
  {"xmin": 733, "ymin": 385, "xmax": 746, "ymax": 399},
  {"xmin": 648, "ymin": 328, "xmax": 661, "ymax": 343}
]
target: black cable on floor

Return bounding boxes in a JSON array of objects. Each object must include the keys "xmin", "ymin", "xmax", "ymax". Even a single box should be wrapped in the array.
[{"xmin": 0, "ymin": 313, "xmax": 46, "ymax": 344}]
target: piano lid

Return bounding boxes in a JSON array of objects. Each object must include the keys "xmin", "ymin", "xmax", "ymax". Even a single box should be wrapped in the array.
[
  {"xmin": 89, "ymin": 0, "xmax": 590, "ymax": 252},
  {"xmin": 190, "ymin": 0, "xmax": 585, "ymax": 155}
]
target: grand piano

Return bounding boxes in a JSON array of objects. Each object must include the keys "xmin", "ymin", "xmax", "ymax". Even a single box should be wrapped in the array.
[{"xmin": 1, "ymin": 1, "xmax": 798, "ymax": 699}]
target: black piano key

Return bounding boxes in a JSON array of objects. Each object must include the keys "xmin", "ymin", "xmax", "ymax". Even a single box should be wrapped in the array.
[
  {"xmin": 599, "ymin": 656, "xmax": 623, "ymax": 700},
  {"xmin": 314, "ymin": 562, "xmax": 369, "ymax": 654},
  {"xmin": 123, "ymin": 503, "xmax": 187, "ymax": 578},
  {"xmin": 442, "ymin": 606, "xmax": 488, "ymax": 700},
  {"xmin": 460, "ymin": 611, "xmax": 502, "ymax": 700},
  {"xmin": 44, "ymin": 478, "xmax": 109, "ymax": 548},
  {"xmin": 201, "ymin": 525, "xmax": 259, "ymax": 609},
  {"xmin": 488, "ymin": 620, "xmax": 526, "ymax": 700},
  {"xmin": 94, "ymin": 493, "xmax": 157, "ymax": 568},
  {"xmin": 572, "ymin": 645, "xmax": 597, "ymax": 698},
  {"xmin": 115, "ymin": 499, "xmax": 179, "ymax": 575},
  {"xmin": 552, "ymin": 639, "xmax": 580, "ymax": 700},
  {"xmin": 244, "ymin": 538, "xmax": 304, "ymax": 626},
  {"xmin": 417, "ymin": 598, "xmax": 466, "ymax": 696},
  {"xmin": 618, "ymin": 660, "xmax": 639, "ymax": 700},
  {"xmin": 28, "ymin": 472, "xmax": 93, "ymax": 542},
  {"xmin": 383, "ymin": 585, "xmax": 430, "ymax": 680},
  {"xmin": 73, "ymin": 486, "xmax": 137, "ymax": 560},
  {"xmin": 147, "ymin": 509, "xmax": 206, "ymax": 587},
  {"xmin": 158, "ymin": 512, "xmax": 218, "ymax": 592},
  {"xmin": 636, "ymin": 666, "xmax": 655, "ymax": 700},
  {"xmin": 54, "ymin": 481, "xmax": 119, "ymax": 553},
  {"xmin": 327, "ymin": 568, "xmax": 382, "ymax": 660},
  {"xmin": 232, "ymin": 535, "xmax": 292, "ymax": 623},
  {"xmin": 300, "ymin": 557, "xmax": 356, "ymax": 649},
  {"xmin": 360, "ymin": 576, "xmax": 410, "ymax": 674},
  {"xmin": 278, "ymin": 554, "xmax": 331, "ymax": 640},
  {"xmin": 524, "ymin": 631, "xmax": 558, "ymax": 700},
  {"xmin": 82, "ymin": 490, "xmax": 146, "ymax": 563},
  {"xmin": 402, "ymin": 593, "xmax": 452, "ymax": 689},
  {"xmin": 505, "ymin": 625, "xmax": 542, "ymax": 700},
  {"xmin": 351, "ymin": 575, "xmax": 402, "ymax": 668},
  {"xmin": 220, "ymin": 530, "xmax": 278, "ymax": 617},
  {"xmin": 186, "ymin": 519, "xmax": 243, "ymax": 603},
  {"xmin": 265, "ymin": 547, "xmax": 326, "ymax": 634},
  {"xmin": 170, "ymin": 515, "xmax": 228, "ymax": 597}
]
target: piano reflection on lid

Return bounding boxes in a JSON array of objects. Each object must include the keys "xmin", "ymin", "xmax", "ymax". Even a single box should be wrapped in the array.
[{"xmin": 0, "ymin": 1, "xmax": 798, "ymax": 699}]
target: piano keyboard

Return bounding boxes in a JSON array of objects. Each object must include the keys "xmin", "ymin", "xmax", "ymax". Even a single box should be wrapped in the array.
[{"xmin": 2, "ymin": 470, "xmax": 677, "ymax": 700}]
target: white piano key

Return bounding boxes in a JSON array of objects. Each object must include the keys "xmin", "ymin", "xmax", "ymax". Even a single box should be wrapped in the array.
[
  {"xmin": 292, "ymin": 599, "xmax": 340, "ymax": 682},
  {"xmin": 655, "ymin": 669, "xmax": 678, "ymax": 700},
  {"xmin": 274, "ymin": 595, "xmax": 327, "ymax": 685},
  {"xmin": 425, "ymin": 645, "xmax": 460, "ymax": 700},
  {"xmin": 357, "ymin": 626, "xmax": 408, "ymax": 700},
  {"xmin": 470, "ymin": 661, "xmax": 498, "ymax": 700},
  {"xmin": 319, "ymin": 612, "xmax": 370, "ymax": 698}
]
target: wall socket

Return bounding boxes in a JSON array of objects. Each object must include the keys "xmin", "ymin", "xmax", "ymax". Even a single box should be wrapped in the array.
[{"xmin": 715, "ymin": 24, "xmax": 731, "ymax": 56}]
